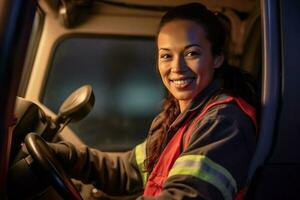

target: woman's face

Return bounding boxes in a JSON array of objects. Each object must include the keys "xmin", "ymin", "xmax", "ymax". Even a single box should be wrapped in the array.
[{"xmin": 157, "ymin": 20, "xmax": 223, "ymax": 111}]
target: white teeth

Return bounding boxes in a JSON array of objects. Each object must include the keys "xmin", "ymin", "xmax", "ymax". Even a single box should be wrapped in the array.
[{"xmin": 172, "ymin": 79, "xmax": 193, "ymax": 86}]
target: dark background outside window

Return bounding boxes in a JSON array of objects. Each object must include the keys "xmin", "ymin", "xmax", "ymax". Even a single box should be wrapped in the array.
[{"xmin": 43, "ymin": 36, "xmax": 164, "ymax": 151}]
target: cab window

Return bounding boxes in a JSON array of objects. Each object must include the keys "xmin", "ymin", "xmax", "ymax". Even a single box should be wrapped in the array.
[{"xmin": 43, "ymin": 36, "xmax": 164, "ymax": 151}]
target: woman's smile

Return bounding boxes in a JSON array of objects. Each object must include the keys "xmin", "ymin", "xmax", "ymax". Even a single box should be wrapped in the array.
[{"xmin": 169, "ymin": 77, "xmax": 195, "ymax": 89}]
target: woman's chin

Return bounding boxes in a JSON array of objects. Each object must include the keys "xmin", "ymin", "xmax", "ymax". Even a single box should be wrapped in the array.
[{"xmin": 172, "ymin": 92, "xmax": 195, "ymax": 102}]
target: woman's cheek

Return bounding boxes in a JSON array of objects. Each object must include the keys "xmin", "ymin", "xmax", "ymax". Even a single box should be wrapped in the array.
[{"xmin": 158, "ymin": 65, "xmax": 167, "ymax": 85}]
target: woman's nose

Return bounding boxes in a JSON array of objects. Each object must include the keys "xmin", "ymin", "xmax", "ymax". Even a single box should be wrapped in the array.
[{"xmin": 171, "ymin": 55, "xmax": 186, "ymax": 72}]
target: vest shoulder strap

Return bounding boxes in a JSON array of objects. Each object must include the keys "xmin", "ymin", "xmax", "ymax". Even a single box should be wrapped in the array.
[{"xmin": 183, "ymin": 96, "xmax": 257, "ymax": 150}]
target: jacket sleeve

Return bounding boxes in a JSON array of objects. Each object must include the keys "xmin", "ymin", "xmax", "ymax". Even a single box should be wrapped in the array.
[
  {"xmin": 137, "ymin": 103, "xmax": 256, "ymax": 200},
  {"xmin": 49, "ymin": 114, "xmax": 162, "ymax": 197},
  {"xmin": 49, "ymin": 141, "xmax": 144, "ymax": 196}
]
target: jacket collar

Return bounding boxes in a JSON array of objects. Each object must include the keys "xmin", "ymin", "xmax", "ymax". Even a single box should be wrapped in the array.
[{"xmin": 170, "ymin": 79, "xmax": 223, "ymax": 129}]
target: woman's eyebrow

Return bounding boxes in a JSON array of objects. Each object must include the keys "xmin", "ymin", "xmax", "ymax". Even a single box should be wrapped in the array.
[
  {"xmin": 159, "ymin": 48, "xmax": 170, "ymax": 51},
  {"xmin": 184, "ymin": 44, "xmax": 202, "ymax": 50},
  {"xmin": 159, "ymin": 44, "xmax": 202, "ymax": 52}
]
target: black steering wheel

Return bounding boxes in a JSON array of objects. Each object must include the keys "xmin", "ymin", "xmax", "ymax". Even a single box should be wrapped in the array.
[{"xmin": 25, "ymin": 133, "xmax": 82, "ymax": 200}]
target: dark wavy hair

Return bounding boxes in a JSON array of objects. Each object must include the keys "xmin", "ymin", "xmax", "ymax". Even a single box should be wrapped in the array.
[{"xmin": 144, "ymin": 3, "xmax": 258, "ymax": 173}]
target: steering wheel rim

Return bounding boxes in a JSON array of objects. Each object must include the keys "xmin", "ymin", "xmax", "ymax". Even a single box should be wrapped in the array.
[{"xmin": 25, "ymin": 132, "xmax": 82, "ymax": 200}]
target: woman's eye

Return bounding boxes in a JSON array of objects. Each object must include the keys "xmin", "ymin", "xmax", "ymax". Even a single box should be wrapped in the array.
[
  {"xmin": 185, "ymin": 51, "xmax": 200, "ymax": 57},
  {"xmin": 160, "ymin": 54, "xmax": 171, "ymax": 60}
]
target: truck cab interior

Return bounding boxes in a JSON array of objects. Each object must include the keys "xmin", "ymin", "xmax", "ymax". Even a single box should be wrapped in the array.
[{"xmin": 1, "ymin": 0, "xmax": 300, "ymax": 199}]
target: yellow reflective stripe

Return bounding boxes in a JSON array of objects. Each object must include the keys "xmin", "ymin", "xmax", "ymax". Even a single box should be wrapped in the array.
[
  {"xmin": 168, "ymin": 155, "xmax": 237, "ymax": 200},
  {"xmin": 135, "ymin": 141, "xmax": 148, "ymax": 187}
]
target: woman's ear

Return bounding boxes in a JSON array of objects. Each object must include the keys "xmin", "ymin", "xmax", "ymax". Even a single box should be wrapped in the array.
[{"xmin": 213, "ymin": 54, "xmax": 224, "ymax": 69}]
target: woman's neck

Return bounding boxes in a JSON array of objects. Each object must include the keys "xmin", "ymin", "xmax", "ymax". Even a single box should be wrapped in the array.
[{"xmin": 179, "ymin": 100, "xmax": 192, "ymax": 113}]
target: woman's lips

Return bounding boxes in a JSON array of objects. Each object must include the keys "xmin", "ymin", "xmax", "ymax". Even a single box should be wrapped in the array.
[{"xmin": 170, "ymin": 77, "xmax": 195, "ymax": 88}]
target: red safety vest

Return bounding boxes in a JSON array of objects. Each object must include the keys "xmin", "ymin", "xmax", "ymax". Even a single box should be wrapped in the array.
[{"xmin": 143, "ymin": 96, "xmax": 256, "ymax": 199}]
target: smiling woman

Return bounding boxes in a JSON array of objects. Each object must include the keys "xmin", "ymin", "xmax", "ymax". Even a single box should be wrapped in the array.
[
  {"xmin": 157, "ymin": 19, "xmax": 223, "ymax": 111},
  {"xmin": 46, "ymin": 3, "xmax": 257, "ymax": 200},
  {"xmin": 5, "ymin": 0, "xmax": 300, "ymax": 199}
]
